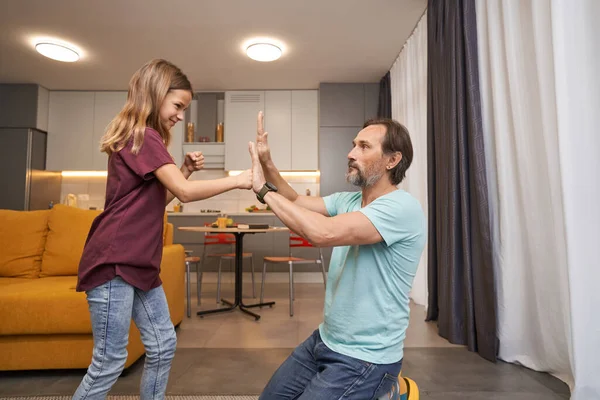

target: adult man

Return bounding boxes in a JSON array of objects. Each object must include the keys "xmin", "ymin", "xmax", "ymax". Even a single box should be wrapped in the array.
[{"xmin": 248, "ymin": 111, "xmax": 426, "ymax": 400}]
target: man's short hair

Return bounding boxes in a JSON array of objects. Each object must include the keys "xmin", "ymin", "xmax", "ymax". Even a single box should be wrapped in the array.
[{"xmin": 363, "ymin": 118, "xmax": 413, "ymax": 185}]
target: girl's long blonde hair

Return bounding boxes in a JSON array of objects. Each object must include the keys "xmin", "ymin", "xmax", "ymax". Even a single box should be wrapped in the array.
[{"xmin": 100, "ymin": 59, "xmax": 192, "ymax": 155}]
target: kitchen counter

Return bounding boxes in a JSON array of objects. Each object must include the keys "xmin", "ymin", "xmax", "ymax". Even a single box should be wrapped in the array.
[{"xmin": 167, "ymin": 211, "xmax": 274, "ymax": 217}]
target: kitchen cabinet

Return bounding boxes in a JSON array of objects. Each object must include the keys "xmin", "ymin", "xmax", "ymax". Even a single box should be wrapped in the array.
[
  {"xmin": 319, "ymin": 127, "xmax": 360, "ymax": 196},
  {"xmin": 92, "ymin": 92, "xmax": 127, "ymax": 170},
  {"xmin": 291, "ymin": 90, "xmax": 318, "ymax": 170},
  {"xmin": 224, "ymin": 90, "xmax": 318, "ymax": 171},
  {"xmin": 47, "ymin": 91, "xmax": 95, "ymax": 171},
  {"xmin": 47, "ymin": 90, "xmax": 206, "ymax": 171},
  {"xmin": 224, "ymin": 91, "xmax": 265, "ymax": 171},
  {"xmin": 169, "ymin": 119, "xmax": 185, "ymax": 167},
  {"xmin": 265, "ymin": 91, "xmax": 292, "ymax": 170},
  {"xmin": 319, "ymin": 83, "xmax": 365, "ymax": 127},
  {"xmin": 48, "ymin": 91, "xmax": 130, "ymax": 171},
  {"xmin": 364, "ymin": 83, "xmax": 379, "ymax": 121},
  {"xmin": 0, "ymin": 84, "xmax": 48, "ymax": 131},
  {"xmin": 318, "ymin": 82, "xmax": 379, "ymax": 196}
]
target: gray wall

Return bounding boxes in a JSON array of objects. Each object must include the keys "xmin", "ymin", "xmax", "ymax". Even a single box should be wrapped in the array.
[{"xmin": 318, "ymin": 83, "xmax": 379, "ymax": 197}]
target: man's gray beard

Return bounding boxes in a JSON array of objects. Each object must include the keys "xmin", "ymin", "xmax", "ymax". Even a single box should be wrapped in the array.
[{"xmin": 346, "ymin": 168, "xmax": 384, "ymax": 188}]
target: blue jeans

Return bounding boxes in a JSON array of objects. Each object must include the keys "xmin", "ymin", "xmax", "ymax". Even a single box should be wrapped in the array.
[
  {"xmin": 73, "ymin": 277, "xmax": 177, "ymax": 400},
  {"xmin": 259, "ymin": 329, "xmax": 402, "ymax": 400}
]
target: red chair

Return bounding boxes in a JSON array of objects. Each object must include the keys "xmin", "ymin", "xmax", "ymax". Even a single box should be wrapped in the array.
[
  {"xmin": 260, "ymin": 232, "xmax": 327, "ymax": 316},
  {"xmin": 198, "ymin": 224, "xmax": 256, "ymax": 304}
]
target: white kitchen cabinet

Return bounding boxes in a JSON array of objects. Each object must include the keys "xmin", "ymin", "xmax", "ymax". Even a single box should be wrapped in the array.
[
  {"xmin": 224, "ymin": 91, "xmax": 264, "ymax": 171},
  {"xmin": 92, "ymin": 92, "xmax": 127, "ymax": 170},
  {"xmin": 48, "ymin": 91, "xmax": 130, "ymax": 171},
  {"xmin": 48, "ymin": 90, "xmax": 189, "ymax": 171},
  {"xmin": 47, "ymin": 91, "xmax": 95, "ymax": 171},
  {"xmin": 223, "ymin": 89, "xmax": 318, "ymax": 171},
  {"xmin": 264, "ymin": 91, "xmax": 292, "ymax": 170},
  {"xmin": 291, "ymin": 90, "xmax": 319, "ymax": 170},
  {"xmin": 169, "ymin": 120, "xmax": 185, "ymax": 167}
]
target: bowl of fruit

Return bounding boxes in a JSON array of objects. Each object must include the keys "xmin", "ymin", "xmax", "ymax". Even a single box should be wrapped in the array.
[
  {"xmin": 210, "ymin": 217, "xmax": 235, "ymax": 228},
  {"xmin": 245, "ymin": 205, "xmax": 272, "ymax": 213}
]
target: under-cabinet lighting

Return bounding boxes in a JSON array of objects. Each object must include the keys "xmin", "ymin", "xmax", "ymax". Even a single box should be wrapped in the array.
[
  {"xmin": 61, "ymin": 171, "xmax": 107, "ymax": 177},
  {"xmin": 228, "ymin": 170, "xmax": 320, "ymax": 178}
]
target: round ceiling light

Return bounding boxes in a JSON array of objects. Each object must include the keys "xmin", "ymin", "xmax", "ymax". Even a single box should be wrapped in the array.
[
  {"xmin": 35, "ymin": 42, "xmax": 80, "ymax": 62},
  {"xmin": 246, "ymin": 43, "xmax": 282, "ymax": 62}
]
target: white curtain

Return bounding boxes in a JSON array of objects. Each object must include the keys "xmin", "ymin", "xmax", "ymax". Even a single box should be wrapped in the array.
[
  {"xmin": 476, "ymin": 0, "xmax": 600, "ymax": 398},
  {"xmin": 390, "ymin": 12, "xmax": 428, "ymax": 307}
]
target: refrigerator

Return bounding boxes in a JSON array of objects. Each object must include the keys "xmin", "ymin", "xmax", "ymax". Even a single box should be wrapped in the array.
[{"xmin": 0, "ymin": 128, "xmax": 62, "ymax": 211}]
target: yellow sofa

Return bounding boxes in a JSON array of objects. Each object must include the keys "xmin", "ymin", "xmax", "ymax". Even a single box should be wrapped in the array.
[{"xmin": 0, "ymin": 205, "xmax": 185, "ymax": 371}]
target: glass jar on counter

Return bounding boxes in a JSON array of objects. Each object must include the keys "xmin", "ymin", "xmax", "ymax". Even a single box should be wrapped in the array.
[
  {"xmin": 186, "ymin": 122, "xmax": 195, "ymax": 142},
  {"xmin": 216, "ymin": 122, "xmax": 224, "ymax": 142}
]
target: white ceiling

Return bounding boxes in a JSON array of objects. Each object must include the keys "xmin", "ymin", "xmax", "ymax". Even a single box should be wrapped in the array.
[{"xmin": 0, "ymin": 0, "xmax": 427, "ymax": 91}]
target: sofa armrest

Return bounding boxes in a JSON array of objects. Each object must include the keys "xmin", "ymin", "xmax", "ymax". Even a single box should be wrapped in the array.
[
  {"xmin": 159, "ymin": 244, "xmax": 185, "ymax": 326},
  {"xmin": 164, "ymin": 222, "xmax": 174, "ymax": 246}
]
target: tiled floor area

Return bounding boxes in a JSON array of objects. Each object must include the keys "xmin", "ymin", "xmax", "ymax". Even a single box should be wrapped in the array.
[{"xmin": 0, "ymin": 275, "xmax": 571, "ymax": 399}]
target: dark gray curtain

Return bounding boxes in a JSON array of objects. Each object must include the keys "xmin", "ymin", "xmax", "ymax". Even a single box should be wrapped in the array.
[
  {"xmin": 426, "ymin": 0, "xmax": 498, "ymax": 362},
  {"xmin": 377, "ymin": 71, "xmax": 392, "ymax": 118}
]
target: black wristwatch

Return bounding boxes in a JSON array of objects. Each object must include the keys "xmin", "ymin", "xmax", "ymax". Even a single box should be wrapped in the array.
[{"xmin": 256, "ymin": 182, "xmax": 278, "ymax": 204}]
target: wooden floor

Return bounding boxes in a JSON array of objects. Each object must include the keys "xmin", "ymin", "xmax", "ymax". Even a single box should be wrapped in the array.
[{"xmin": 0, "ymin": 278, "xmax": 570, "ymax": 399}]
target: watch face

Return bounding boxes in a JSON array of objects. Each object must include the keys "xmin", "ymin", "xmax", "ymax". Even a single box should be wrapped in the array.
[{"xmin": 265, "ymin": 182, "xmax": 277, "ymax": 191}]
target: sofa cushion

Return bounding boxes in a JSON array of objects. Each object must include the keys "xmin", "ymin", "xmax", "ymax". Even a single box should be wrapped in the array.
[
  {"xmin": 0, "ymin": 276, "xmax": 92, "ymax": 335},
  {"xmin": 40, "ymin": 205, "xmax": 102, "ymax": 277},
  {"xmin": 0, "ymin": 277, "xmax": 32, "ymax": 287},
  {"xmin": 0, "ymin": 210, "xmax": 49, "ymax": 278}
]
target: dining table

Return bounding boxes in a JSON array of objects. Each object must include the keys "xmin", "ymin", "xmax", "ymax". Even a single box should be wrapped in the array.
[{"xmin": 178, "ymin": 225, "xmax": 289, "ymax": 321}]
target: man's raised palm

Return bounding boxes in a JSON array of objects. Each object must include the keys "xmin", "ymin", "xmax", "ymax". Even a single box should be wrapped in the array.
[
  {"xmin": 249, "ymin": 142, "xmax": 267, "ymax": 193},
  {"xmin": 256, "ymin": 111, "xmax": 272, "ymax": 163}
]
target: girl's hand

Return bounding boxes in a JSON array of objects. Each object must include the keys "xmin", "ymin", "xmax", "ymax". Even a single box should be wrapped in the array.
[
  {"xmin": 236, "ymin": 169, "xmax": 253, "ymax": 190},
  {"xmin": 184, "ymin": 151, "xmax": 204, "ymax": 172}
]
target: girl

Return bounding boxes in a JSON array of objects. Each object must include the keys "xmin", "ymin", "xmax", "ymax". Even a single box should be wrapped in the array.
[{"xmin": 73, "ymin": 59, "xmax": 251, "ymax": 400}]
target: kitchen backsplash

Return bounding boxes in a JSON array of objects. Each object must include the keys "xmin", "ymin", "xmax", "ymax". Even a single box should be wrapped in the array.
[{"xmin": 60, "ymin": 169, "xmax": 320, "ymax": 213}]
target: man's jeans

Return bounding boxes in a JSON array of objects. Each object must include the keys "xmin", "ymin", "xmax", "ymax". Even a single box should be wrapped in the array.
[
  {"xmin": 72, "ymin": 277, "xmax": 177, "ymax": 400},
  {"xmin": 259, "ymin": 329, "xmax": 402, "ymax": 400}
]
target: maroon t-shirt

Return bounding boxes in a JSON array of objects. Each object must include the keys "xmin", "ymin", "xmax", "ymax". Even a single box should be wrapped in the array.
[{"xmin": 76, "ymin": 128, "xmax": 175, "ymax": 292}]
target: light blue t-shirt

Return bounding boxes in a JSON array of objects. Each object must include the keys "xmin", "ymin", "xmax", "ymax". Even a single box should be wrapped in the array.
[{"xmin": 319, "ymin": 189, "xmax": 426, "ymax": 364}]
